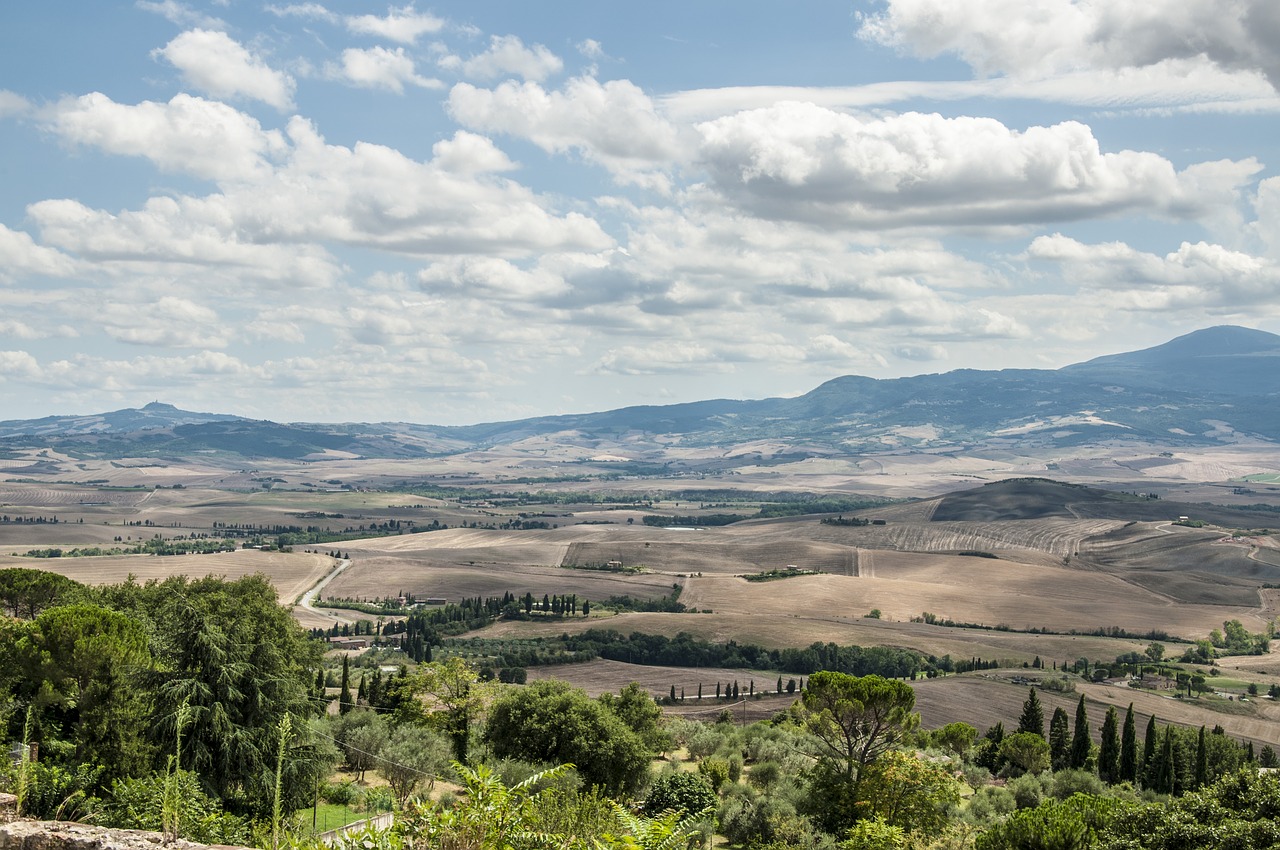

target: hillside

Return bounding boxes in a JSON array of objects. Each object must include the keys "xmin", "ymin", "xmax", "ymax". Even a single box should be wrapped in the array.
[{"xmin": 1, "ymin": 325, "xmax": 1278, "ymax": 461}]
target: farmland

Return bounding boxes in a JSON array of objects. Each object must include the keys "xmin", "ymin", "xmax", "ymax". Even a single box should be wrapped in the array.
[{"xmin": 6, "ymin": 449, "xmax": 1280, "ymax": 749}]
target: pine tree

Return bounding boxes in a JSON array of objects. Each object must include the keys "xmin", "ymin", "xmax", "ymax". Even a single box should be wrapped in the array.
[
  {"xmin": 1098, "ymin": 706, "xmax": 1119, "ymax": 783},
  {"xmin": 1119, "ymin": 703, "xmax": 1137, "ymax": 783},
  {"xmin": 1018, "ymin": 687, "xmax": 1045, "ymax": 738},
  {"xmin": 1070, "ymin": 695, "xmax": 1091, "ymax": 769},
  {"xmin": 339, "ymin": 655, "xmax": 353, "ymax": 715},
  {"xmin": 1049, "ymin": 706, "xmax": 1071, "ymax": 771},
  {"xmin": 1141, "ymin": 715, "xmax": 1159, "ymax": 787}
]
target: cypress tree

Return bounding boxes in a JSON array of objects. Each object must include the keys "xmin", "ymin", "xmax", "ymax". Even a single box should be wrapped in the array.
[
  {"xmin": 356, "ymin": 674, "xmax": 367, "ymax": 704},
  {"xmin": 339, "ymin": 655, "xmax": 353, "ymax": 715},
  {"xmin": 1098, "ymin": 706, "xmax": 1119, "ymax": 783},
  {"xmin": 777, "ymin": 675, "xmax": 783, "ymax": 693},
  {"xmin": 1141, "ymin": 715, "xmax": 1159, "ymax": 787},
  {"xmin": 1155, "ymin": 727, "xmax": 1176, "ymax": 793},
  {"xmin": 314, "ymin": 666, "xmax": 326, "ymax": 696},
  {"xmin": 1018, "ymin": 687, "xmax": 1045, "ymax": 738},
  {"xmin": 1049, "ymin": 707, "xmax": 1071, "ymax": 771},
  {"xmin": 1070, "ymin": 695, "xmax": 1091, "ymax": 769},
  {"xmin": 1194, "ymin": 726, "xmax": 1208, "ymax": 789},
  {"xmin": 1119, "ymin": 703, "xmax": 1137, "ymax": 783}
]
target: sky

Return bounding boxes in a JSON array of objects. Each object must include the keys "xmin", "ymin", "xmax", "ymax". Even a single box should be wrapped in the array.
[{"xmin": 1, "ymin": 1, "xmax": 1279, "ymax": 425}]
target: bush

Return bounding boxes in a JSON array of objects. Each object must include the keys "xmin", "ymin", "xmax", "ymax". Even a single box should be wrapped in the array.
[
  {"xmin": 645, "ymin": 771, "xmax": 717, "ymax": 818},
  {"xmin": 322, "ymin": 780, "xmax": 361, "ymax": 806}
]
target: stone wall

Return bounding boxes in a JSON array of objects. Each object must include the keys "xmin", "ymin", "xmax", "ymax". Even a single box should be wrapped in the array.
[{"xmin": 0, "ymin": 821, "xmax": 249, "ymax": 850}]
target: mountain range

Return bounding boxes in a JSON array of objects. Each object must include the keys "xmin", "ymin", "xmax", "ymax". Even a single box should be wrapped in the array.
[{"xmin": 2, "ymin": 325, "xmax": 1278, "ymax": 461}]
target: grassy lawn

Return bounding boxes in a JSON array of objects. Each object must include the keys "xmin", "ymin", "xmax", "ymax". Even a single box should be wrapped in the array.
[{"xmin": 298, "ymin": 802, "xmax": 375, "ymax": 834}]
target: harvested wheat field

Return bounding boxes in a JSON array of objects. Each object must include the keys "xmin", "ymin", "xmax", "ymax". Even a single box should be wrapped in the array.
[
  {"xmin": 911, "ymin": 674, "xmax": 1280, "ymax": 749},
  {"xmin": 675, "ymin": 559, "xmax": 1265, "ymax": 638},
  {"xmin": 473, "ymin": 611, "xmax": 1174, "ymax": 668},
  {"xmin": 24, "ymin": 548, "xmax": 335, "ymax": 604}
]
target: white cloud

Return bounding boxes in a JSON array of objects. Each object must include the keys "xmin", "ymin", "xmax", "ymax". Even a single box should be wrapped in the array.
[
  {"xmin": 695, "ymin": 103, "xmax": 1259, "ymax": 229},
  {"xmin": 27, "ymin": 196, "xmax": 344, "ymax": 289},
  {"xmin": 265, "ymin": 3, "xmax": 338, "ymax": 24},
  {"xmin": 860, "ymin": 0, "xmax": 1280, "ymax": 91},
  {"xmin": 135, "ymin": 0, "xmax": 225, "ymax": 30},
  {"xmin": 1027, "ymin": 233, "xmax": 1280, "ymax": 310},
  {"xmin": 328, "ymin": 46, "xmax": 442, "ymax": 93},
  {"xmin": 577, "ymin": 40, "xmax": 604, "ymax": 60},
  {"xmin": 0, "ymin": 351, "xmax": 41, "ymax": 381},
  {"xmin": 430, "ymin": 131, "xmax": 517, "ymax": 173},
  {"xmin": 155, "ymin": 29, "xmax": 295, "ymax": 110},
  {"xmin": 445, "ymin": 35, "xmax": 563, "ymax": 82},
  {"xmin": 447, "ymin": 76, "xmax": 684, "ymax": 189},
  {"xmin": 345, "ymin": 5, "xmax": 444, "ymax": 44},
  {"xmin": 94, "ymin": 296, "xmax": 229, "ymax": 348},
  {"xmin": 0, "ymin": 224, "xmax": 78, "ymax": 281},
  {"xmin": 0, "ymin": 90, "xmax": 31, "ymax": 118},
  {"xmin": 43, "ymin": 93, "xmax": 288, "ymax": 182}
]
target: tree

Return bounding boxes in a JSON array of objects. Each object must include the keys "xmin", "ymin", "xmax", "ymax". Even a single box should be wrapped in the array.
[
  {"xmin": 330, "ymin": 710, "xmax": 387, "ymax": 782},
  {"xmin": 1070, "ymin": 695, "xmax": 1091, "ymax": 770},
  {"xmin": 999, "ymin": 732, "xmax": 1051, "ymax": 776},
  {"xmin": 484, "ymin": 679, "xmax": 653, "ymax": 797},
  {"xmin": 1141, "ymin": 715, "xmax": 1158, "ymax": 788},
  {"xmin": 379, "ymin": 724, "xmax": 452, "ymax": 805},
  {"xmin": 0, "ymin": 568, "xmax": 86, "ymax": 619},
  {"xmin": 1119, "ymin": 703, "xmax": 1138, "ymax": 784},
  {"xmin": 118, "ymin": 575, "xmax": 319, "ymax": 816},
  {"xmin": 1018, "ymin": 687, "xmax": 1045, "ymax": 738},
  {"xmin": 1098, "ymin": 706, "xmax": 1119, "ymax": 784},
  {"xmin": 855, "ymin": 750, "xmax": 960, "ymax": 835},
  {"xmin": 599, "ymin": 682, "xmax": 672, "ymax": 753},
  {"xmin": 339, "ymin": 655, "xmax": 354, "ymax": 715},
  {"xmin": 14, "ymin": 603, "xmax": 154, "ymax": 782},
  {"xmin": 799, "ymin": 672, "xmax": 919, "ymax": 833},
  {"xmin": 644, "ymin": 771, "xmax": 716, "ymax": 818},
  {"xmin": 1194, "ymin": 726, "xmax": 1208, "ymax": 790},
  {"xmin": 398, "ymin": 656, "xmax": 486, "ymax": 763},
  {"xmin": 1049, "ymin": 707, "xmax": 1072, "ymax": 772}
]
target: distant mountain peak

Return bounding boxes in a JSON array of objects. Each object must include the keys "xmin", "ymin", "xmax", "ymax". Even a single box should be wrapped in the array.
[{"xmin": 141, "ymin": 401, "xmax": 180, "ymax": 411}]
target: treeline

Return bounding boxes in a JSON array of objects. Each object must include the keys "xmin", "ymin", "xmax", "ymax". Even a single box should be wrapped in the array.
[
  {"xmin": 24, "ymin": 537, "xmax": 238, "ymax": 558},
  {"xmin": 641, "ymin": 514, "xmax": 747, "ymax": 527}
]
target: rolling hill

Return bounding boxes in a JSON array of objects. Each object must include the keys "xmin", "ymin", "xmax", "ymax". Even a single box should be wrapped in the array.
[{"xmin": 2, "ymin": 325, "xmax": 1278, "ymax": 460}]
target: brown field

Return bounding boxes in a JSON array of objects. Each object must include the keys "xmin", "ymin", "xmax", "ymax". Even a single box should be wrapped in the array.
[
  {"xmin": 475, "ymin": 610, "xmax": 1179, "ymax": 669},
  {"xmin": 911, "ymin": 673, "xmax": 1280, "ymax": 749},
  {"xmin": 13, "ymin": 548, "xmax": 334, "ymax": 607}
]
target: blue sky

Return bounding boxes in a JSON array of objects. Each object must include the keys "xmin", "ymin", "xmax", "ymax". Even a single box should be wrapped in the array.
[{"xmin": 1, "ymin": 1, "xmax": 1278, "ymax": 424}]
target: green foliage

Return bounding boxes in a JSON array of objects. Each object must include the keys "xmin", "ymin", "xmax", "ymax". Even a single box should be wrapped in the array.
[
  {"xmin": 855, "ymin": 750, "xmax": 960, "ymax": 834},
  {"xmin": 974, "ymin": 793, "xmax": 1127, "ymax": 850},
  {"xmin": 839, "ymin": 817, "xmax": 907, "ymax": 850},
  {"xmin": 15, "ymin": 761, "xmax": 102, "ymax": 821},
  {"xmin": 378, "ymin": 724, "xmax": 452, "ymax": 804},
  {"xmin": 1018, "ymin": 688, "xmax": 1045, "ymax": 738},
  {"xmin": 484, "ymin": 680, "xmax": 653, "ymax": 797},
  {"xmin": 0, "ymin": 567, "xmax": 87, "ymax": 618},
  {"xmin": 102, "ymin": 770, "xmax": 250, "ymax": 846},
  {"xmin": 999, "ymin": 732, "xmax": 1051, "ymax": 776}
]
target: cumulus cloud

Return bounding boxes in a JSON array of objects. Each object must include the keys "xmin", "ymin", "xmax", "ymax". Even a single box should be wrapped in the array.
[
  {"xmin": 430, "ymin": 131, "xmax": 517, "ymax": 174},
  {"xmin": 860, "ymin": 0, "xmax": 1280, "ymax": 91},
  {"xmin": 95, "ymin": 296, "xmax": 229, "ymax": 348},
  {"xmin": 346, "ymin": 5, "xmax": 444, "ymax": 44},
  {"xmin": 154, "ymin": 29, "xmax": 296, "ymax": 110},
  {"xmin": 448, "ymin": 76, "xmax": 683, "ymax": 189},
  {"xmin": 441, "ymin": 35, "xmax": 563, "ymax": 82},
  {"xmin": 43, "ymin": 93, "xmax": 288, "ymax": 182},
  {"xmin": 695, "ymin": 102, "xmax": 1258, "ymax": 228},
  {"xmin": 328, "ymin": 46, "xmax": 442, "ymax": 93},
  {"xmin": 0, "ymin": 351, "xmax": 41, "ymax": 381},
  {"xmin": 1027, "ymin": 233, "xmax": 1280, "ymax": 310},
  {"xmin": 0, "ymin": 224, "xmax": 78, "ymax": 281},
  {"xmin": 27, "ymin": 196, "xmax": 344, "ymax": 288}
]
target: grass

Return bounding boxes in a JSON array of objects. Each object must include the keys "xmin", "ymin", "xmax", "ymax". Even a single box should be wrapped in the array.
[{"xmin": 298, "ymin": 802, "xmax": 371, "ymax": 834}]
